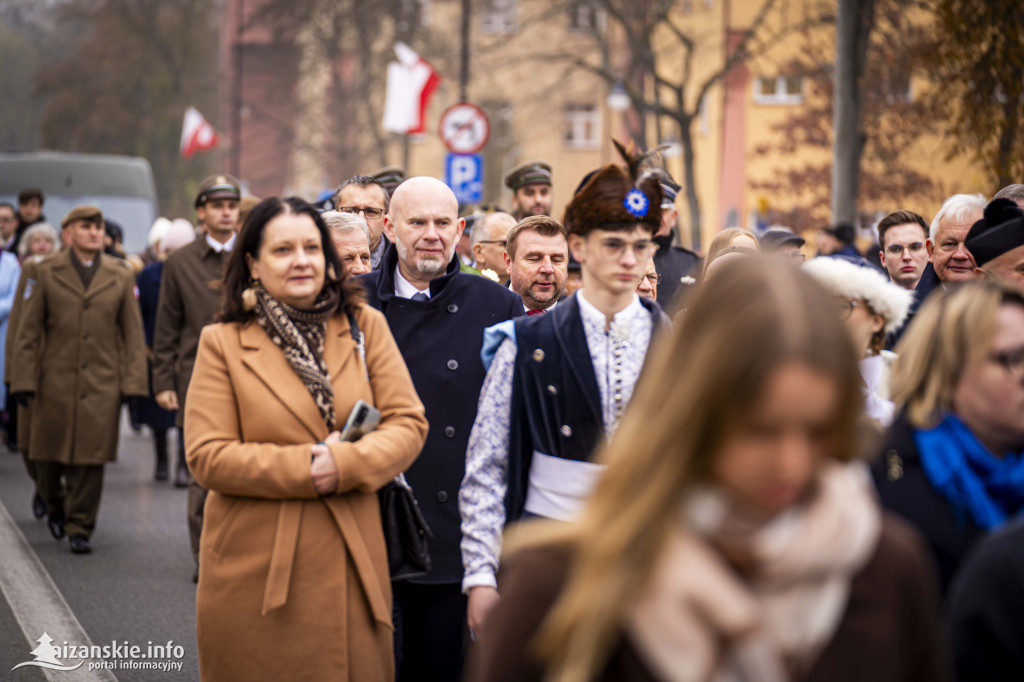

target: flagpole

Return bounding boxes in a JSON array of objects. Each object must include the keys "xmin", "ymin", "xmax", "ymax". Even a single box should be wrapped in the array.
[{"xmin": 230, "ymin": 0, "xmax": 245, "ymax": 177}]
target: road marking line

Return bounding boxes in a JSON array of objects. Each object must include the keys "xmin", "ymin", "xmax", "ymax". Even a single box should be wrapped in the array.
[{"xmin": 0, "ymin": 500, "xmax": 117, "ymax": 681}]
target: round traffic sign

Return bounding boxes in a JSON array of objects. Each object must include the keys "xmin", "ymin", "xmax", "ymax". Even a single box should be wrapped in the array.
[{"xmin": 439, "ymin": 102, "xmax": 490, "ymax": 154}]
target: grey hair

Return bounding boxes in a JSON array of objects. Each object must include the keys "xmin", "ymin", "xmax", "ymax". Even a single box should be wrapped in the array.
[
  {"xmin": 320, "ymin": 211, "xmax": 370, "ymax": 243},
  {"xmin": 994, "ymin": 184, "xmax": 1024, "ymax": 202},
  {"xmin": 17, "ymin": 222, "xmax": 59, "ymax": 259},
  {"xmin": 929, "ymin": 193, "xmax": 986, "ymax": 240},
  {"xmin": 471, "ymin": 212, "xmax": 516, "ymax": 249}
]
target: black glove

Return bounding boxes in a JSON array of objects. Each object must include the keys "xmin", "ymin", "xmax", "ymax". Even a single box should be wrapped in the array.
[{"xmin": 11, "ymin": 392, "xmax": 33, "ymax": 407}]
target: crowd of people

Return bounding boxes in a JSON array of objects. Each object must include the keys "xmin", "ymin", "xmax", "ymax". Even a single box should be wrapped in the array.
[{"xmin": 3, "ymin": 150, "xmax": 1024, "ymax": 682}]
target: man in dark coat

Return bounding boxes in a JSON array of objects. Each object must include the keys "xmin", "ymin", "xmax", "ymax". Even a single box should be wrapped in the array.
[
  {"xmin": 460, "ymin": 158, "xmax": 667, "ymax": 639},
  {"xmin": 9, "ymin": 205, "xmax": 148, "ymax": 554},
  {"xmin": 7, "ymin": 188, "xmax": 46, "ymax": 255},
  {"xmin": 647, "ymin": 170, "xmax": 699, "ymax": 312},
  {"xmin": 360, "ymin": 176, "xmax": 522, "ymax": 682},
  {"xmin": 153, "ymin": 173, "xmax": 240, "ymax": 579},
  {"xmin": 949, "ymin": 519, "xmax": 1024, "ymax": 681}
]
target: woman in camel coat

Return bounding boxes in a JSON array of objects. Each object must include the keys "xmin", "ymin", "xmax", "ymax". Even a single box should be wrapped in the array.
[{"xmin": 185, "ymin": 197, "xmax": 428, "ymax": 681}]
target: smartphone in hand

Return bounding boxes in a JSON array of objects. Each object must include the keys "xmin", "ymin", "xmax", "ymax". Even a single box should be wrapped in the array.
[{"xmin": 339, "ymin": 400, "xmax": 381, "ymax": 442}]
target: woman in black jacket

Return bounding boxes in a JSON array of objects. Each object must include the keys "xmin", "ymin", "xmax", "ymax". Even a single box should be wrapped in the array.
[{"xmin": 871, "ymin": 279, "xmax": 1024, "ymax": 595}]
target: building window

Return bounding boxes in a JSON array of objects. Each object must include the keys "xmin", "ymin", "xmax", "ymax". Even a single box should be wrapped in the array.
[
  {"xmin": 753, "ymin": 75, "xmax": 804, "ymax": 105},
  {"xmin": 568, "ymin": 2, "xmax": 601, "ymax": 32},
  {"xmin": 481, "ymin": 0, "xmax": 517, "ymax": 33},
  {"xmin": 563, "ymin": 104, "xmax": 601, "ymax": 149}
]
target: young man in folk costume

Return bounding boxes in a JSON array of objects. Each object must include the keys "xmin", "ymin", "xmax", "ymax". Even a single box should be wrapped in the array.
[{"xmin": 459, "ymin": 144, "xmax": 668, "ymax": 637}]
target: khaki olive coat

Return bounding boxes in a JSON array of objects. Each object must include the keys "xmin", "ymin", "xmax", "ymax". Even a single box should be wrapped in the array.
[
  {"xmin": 185, "ymin": 304, "xmax": 428, "ymax": 682},
  {"xmin": 10, "ymin": 251, "xmax": 147, "ymax": 465}
]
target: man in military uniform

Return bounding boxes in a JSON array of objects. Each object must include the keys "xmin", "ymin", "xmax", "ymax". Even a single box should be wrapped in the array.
[
  {"xmin": 10, "ymin": 205, "xmax": 147, "ymax": 554},
  {"xmin": 153, "ymin": 173, "xmax": 240, "ymax": 578},
  {"xmin": 648, "ymin": 169, "xmax": 700, "ymax": 312},
  {"xmin": 504, "ymin": 160, "xmax": 553, "ymax": 221},
  {"xmin": 371, "ymin": 165, "xmax": 406, "ymax": 199}
]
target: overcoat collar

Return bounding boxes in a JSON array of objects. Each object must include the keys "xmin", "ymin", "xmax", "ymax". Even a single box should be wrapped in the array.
[
  {"xmin": 237, "ymin": 312, "xmax": 357, "ymax": 439},
  {"xmin": 50, "ymin": 250, "xmax": 119, "ymax": 300},
  {"xmin": 371, "ymin": 246, "xmax": 461, "ymax": 303}
]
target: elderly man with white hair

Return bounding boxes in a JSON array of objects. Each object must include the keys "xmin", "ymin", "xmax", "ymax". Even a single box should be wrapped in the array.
[
  {"xmin": 888, "ymin": 193, "xmax": 986, "ymax": 347},
  {"xmin": 321, "ymin": 210, "xmax": 372, "ymax": 278}
]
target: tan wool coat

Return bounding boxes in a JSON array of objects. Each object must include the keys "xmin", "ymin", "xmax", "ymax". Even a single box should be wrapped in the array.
[
  {"xmin": 10, "ymin": 250, "xmax": 147, "ymax": 465},
  {"xmin": 185, "ymin": 303, "xmax": 428, "ymax": 682}
]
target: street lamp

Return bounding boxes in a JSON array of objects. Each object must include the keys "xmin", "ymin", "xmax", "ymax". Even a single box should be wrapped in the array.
[{"xmin": 606, "ymin": 82, "xmax": 630, "ymax": 112}]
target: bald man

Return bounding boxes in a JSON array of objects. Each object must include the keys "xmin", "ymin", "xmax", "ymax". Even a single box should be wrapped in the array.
[{"xmin": 358, "ymin": 177, "xmax": 522, "ymax": 681}]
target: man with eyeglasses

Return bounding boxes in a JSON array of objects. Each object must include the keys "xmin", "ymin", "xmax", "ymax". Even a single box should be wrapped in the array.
[
  {"xmin": 636, "ymin": 259, "xmax": 659, "ymax": 301},
  {"xmin": 333, "ymin": 175, "xmax": 391, "ymax": 271},
  {"xmin": 470, "ymin": 212, "xmax": 516, "ymax": 283},
  {"xmin": 459, "ymin": 160, "xmax": 667, "ymax": 640},
  {"xmin": 877, "ymin": 210, "xmax": 930, "ymax": 290}
]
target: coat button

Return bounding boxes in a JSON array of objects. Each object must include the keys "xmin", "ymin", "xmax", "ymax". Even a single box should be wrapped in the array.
[
  {"xmin": 547, "ymin": 385, "xmax": 558, "ymax": 395},
  {"xmin": 532, "ymin": 349, "xmax": 545, "ymax": 362},
  {"xmin": 82, "ymin": 333, "xmax": 88, "ymax": 340},
  {"xmin": 436, "ymin": 490, "xmax": 448, "ymax": 503},
  {"xmin": 444, "ymin": 426, "xmax": 455, "ymax": 438},
  {"xmin": 560, "ymin": 425, "xmax": 572, "ymax": 438},
  {"xmin": 447, "ymin": 359, "xmax": 458, "ymax": 370},
  {"xmin": 83, "ymin": 302, "xmax": 90, "ymax": 309},
  {"xmin": 447, "ymin": 304, "xmax": 458, "ymax": 313},
  {"xmin": 80, "ymin": 393, "xmax": 86, "ymax": 399}
]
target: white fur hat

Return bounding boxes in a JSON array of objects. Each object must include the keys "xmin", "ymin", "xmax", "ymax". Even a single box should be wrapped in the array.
[
  {"xmin": 148, "ymin": 217, "xmax": 172, "ymax": 249},
  {"xmin": 802, "ymin": 257, "xmax": 913, "ymax": 335}
]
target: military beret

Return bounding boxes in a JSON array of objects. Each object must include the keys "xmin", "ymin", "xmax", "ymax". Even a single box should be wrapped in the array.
[
  {"xmin": 370, "ymin": 166, "xmax": 406, "ymax": 197},
  {"xmin": 61, "ymin": 205, "xmax": 103, "ymax": 228},
  {"xmin": 504, "ymin": 161, "xmax": 552, "ymax": 191},
  {"xmin": 194, "ymin": 173, "xmax": 241, "ymax": 208},
  {"xmin": 965, "ymin": 198, "xmax": 1024, "ymax": 265}
]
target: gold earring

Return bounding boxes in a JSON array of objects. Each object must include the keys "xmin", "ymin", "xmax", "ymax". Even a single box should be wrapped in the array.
[{"xmin": 242, "ymin": 282, "xmax": 258, "ymax": 311}]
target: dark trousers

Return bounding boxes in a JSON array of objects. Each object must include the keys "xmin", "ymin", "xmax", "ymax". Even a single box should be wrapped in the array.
[
  {"xmin": 34, "ymin": 461, "xmax": 104, "ymax": 538},
  {"xmin": 393, "ymin": 581, "xmax": 467, "ymax": 682}
]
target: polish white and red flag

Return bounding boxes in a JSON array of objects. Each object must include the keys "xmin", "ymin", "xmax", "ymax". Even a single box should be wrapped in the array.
[
  {"xmin": 381, "ymin": 42, "xmax": 441, "ymax": 135},
  {"xmin": 180, "ymin": 106, "xmax": 220, "ymax": 158}
]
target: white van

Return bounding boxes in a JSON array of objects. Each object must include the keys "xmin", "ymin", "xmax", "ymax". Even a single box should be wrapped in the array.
[{"xmin": 0, "ymin": 151, "xmax": 159, "ymax": 256}]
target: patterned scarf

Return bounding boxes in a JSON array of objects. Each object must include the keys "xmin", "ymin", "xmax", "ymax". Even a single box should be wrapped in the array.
[{"xmin": 254, "ymin": 283, "xmax": 340, "ymax": 430}]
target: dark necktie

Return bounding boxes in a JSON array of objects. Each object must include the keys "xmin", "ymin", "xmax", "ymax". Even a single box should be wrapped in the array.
[{"xmin": 411, "ymin": 292, "xmax": 429, "ymax": 302}]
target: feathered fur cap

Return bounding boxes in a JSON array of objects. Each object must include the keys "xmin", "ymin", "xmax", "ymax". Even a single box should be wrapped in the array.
[
  {"xmin": 563, "ymin": 140, "xmax": 663, "ymax": 237},
  {"xmin": 802, "ymin": 257, "xmax": 913, "ymax": 335}
]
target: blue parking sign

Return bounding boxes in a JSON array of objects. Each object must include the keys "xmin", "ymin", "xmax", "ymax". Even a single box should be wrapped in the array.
[{"xmin": 445, "ymin": 153, "xmax": 483, "ymax": 205}]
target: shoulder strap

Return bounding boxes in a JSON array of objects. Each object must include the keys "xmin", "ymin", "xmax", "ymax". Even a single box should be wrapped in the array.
[{"xmin": 345, "ymin": 310, "xmax": 368, "ymax": 380}]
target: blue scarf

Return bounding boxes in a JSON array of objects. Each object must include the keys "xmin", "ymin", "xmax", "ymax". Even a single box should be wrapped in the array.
[{"xmin": 914, "ymin": 413, "xmax": 1024, "ymax": 530}]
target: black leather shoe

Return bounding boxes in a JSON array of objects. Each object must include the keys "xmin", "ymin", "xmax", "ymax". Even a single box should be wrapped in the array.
[
  {"xmin": 69, "ymin": 535, "xmax": 91, "ymax": 554},
  {"xmin": 47, "ymin": 511, "xmax": 65, "ymax": 540},
  {"xmin": 32, "ymin": 493, "xmax": 46, "ymax": 519},
  {"xmin": 155, "ymin": 461, "xmax": 169, "ymax": 481},
  {"xmin": 174, "ymin": 466, "xmax": 190, "ymax": 488}
]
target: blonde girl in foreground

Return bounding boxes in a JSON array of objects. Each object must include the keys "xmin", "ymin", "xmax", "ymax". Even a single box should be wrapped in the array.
[{"xmin": 469, "ymin": 257, "xmax": 946, "ymax": 682}]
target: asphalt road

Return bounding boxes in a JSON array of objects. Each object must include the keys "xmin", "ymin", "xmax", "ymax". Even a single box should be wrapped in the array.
[{"xmin": 0, "ymin": 415, "xmax": 199, "ymax": 682}]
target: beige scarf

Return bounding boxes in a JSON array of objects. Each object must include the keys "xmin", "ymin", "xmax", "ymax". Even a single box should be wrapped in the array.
[{"xmin": 624, "ymin": 462, "xmax": 881, "ymax": 682}]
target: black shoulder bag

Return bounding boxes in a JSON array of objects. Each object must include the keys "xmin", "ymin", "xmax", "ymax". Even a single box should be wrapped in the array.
[{"xmin": 346, "ymin": 311, "xmax": 434, "ymax": 582}]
